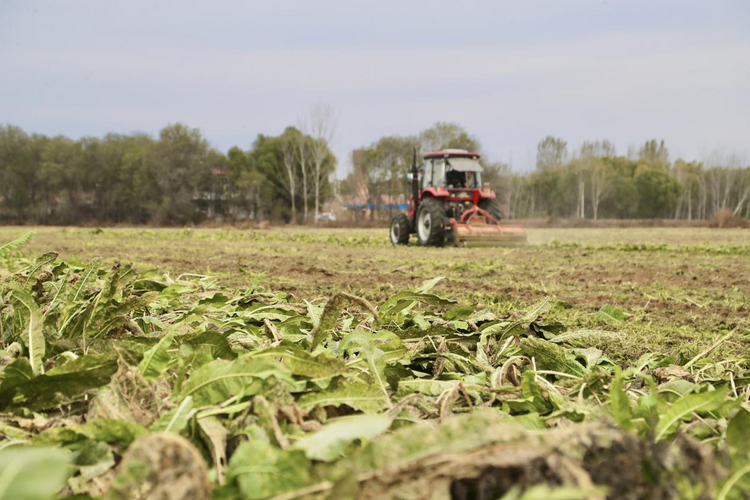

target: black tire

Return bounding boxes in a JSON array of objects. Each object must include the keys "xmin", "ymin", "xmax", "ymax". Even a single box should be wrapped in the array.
[
  {"xmin": 416, "ymin": 198, "xmax": 447, "ymax": 246},
  {"xmin": 389, "ymin": 213, "xmax": 410, "ymax": 245},
  {"xmin": 478, "ymin": 198, "xmax": 502, "ymax": 221}
]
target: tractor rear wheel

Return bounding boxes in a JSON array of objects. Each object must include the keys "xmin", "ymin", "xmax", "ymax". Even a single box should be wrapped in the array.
[
  {"xmin": 479, "ymin": 198, "xmax": 502, "ymax": 221},
  {"xmin": 417, "ymin": 198, "xmax": 447, "ymax": 246},
  {"xmin": 390, "ymin": 213, "xmax": 410, "ymax": 245}
]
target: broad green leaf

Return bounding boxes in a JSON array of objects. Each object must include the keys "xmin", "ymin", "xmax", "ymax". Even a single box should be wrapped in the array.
[
  {"xmin": 378, "ymin": 291, "xmax": 456, "ymax": 321},
  {"xmin": 35, "ymin": 419, "xmax": 147, "ymax": 447},
  {"xmin": 598, "ymin": 304, "xmax": 628, "ymax": 323},
  {"xmin": 182, "ymin": 356, "xmax": 294, "ymax": 406},
  {"xmin": 340, "ymin": 330, "xmax": 392, "ymax": 408},
  {"xmin": 0, "ymin": 353, "xmax": 118, "ymax": 410},
  {"xmin": 294, "ymin": 414, "xmax": 393, "ymax": 462},
  {"xmin": 0, "ymin": 446, "xmax": 70, "ymax": 500},
  {"xmin": 226, "ymin": 441, "xmax": 310, "ymax": 500},
  {"xmin": 137, "ymin": 331, "xmax": 174, "ymax": 380},
  {"xmin": 609, "ymin": 367, "xmax": 634, "ymax": 431},
  {"xmin": 520, "ymin": 338, "xmax": 587, "ymax": 378},
  {"xmin": 654, "ymin": 386, "xmax": 728, "ymax": 441},
  {"xmin": 726, "ymin": 408, "xmax": 750, "ymax": 458},
  {"xmin": 250, "ymin": 342, "xmax": 347, "ymax": 379},
  {"xmin": 521, "ymin": 371, "xmax": 549, "ymax": 413},
  {"xmin": 150, "ymin": 396, "xmax": 195, "ymax": 433},
  {"xmin": 11, "ymin": 289, "xmax": 45, "ymax": 375},
  {"xmin": 298, "ymin": 381, "xmax": 390, "ymax": 413}
]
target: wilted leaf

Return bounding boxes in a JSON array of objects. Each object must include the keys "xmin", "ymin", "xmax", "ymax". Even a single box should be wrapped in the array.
[
  {"xmin": 250, "ymin": 342, "xmax": 347, "ymax": 379},
  {"xmin": 182, "ymin": 356, "xmax": 294, "ymax": 406},
  {"xmin": 310, "ymin": 293, "xmax": 378, "ymax": 349},
  {"xmin": 521, "ymin": 338, "xmax": 588, "ymax": 378},
  {"xmin": 298, "ymin": 381, "xmax": 390, "ymax": 413}
]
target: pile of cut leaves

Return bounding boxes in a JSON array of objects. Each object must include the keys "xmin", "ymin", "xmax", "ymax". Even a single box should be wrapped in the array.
[{"xmin": 0, "ymin": 233, "xmax": 748, "ymax": 500}]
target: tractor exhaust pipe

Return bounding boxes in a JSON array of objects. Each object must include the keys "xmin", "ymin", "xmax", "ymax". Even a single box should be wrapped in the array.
[{"xmin": 411, "ymin": 148, "xmax": 419, "ymax": 212}]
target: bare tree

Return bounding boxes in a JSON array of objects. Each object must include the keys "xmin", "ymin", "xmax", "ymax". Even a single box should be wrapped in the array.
[
  {"xmin": 306, "ymin": 104, "xmax": 337, "ymax": 223},
  {"xmin": 589, "ymin": 159, "xmax": 609, "ymax": 220},
  {"xmin": 280, "ymin": 131, "xmax": 298, "ymax": 223},
  {"xmin": 296, "ymin": 117, "xmax": 310, "ymax": 222},
  {"xmin": 536, "ymin": 136, "xmax": 568, "ymax": 171}
]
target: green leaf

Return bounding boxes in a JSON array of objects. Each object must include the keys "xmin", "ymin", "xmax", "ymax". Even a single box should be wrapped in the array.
[
  {"xmin": 520, "ymin": 338, "xmax": 587, "ymax": 378},
  {"xmin": 11, "ymin": 289, "xmax": 45, "ymax": 375},
  {"xmin": 226, "ymin": 441, "xmax": 310, "ymax": 500},
  {"xmin": 0, "ymin": 446, "xmax": 71, "ymax": 500},
  {"xmin": 181, "ymin": 356, "xmax": 294, "ymax": 406},
  {"xmin": 340, "ymin": 330, "xmax": 392, "ymax": 408},
  {"xmin": 298, "ymin": 381, "xmax": 390, "ymax": 413},
  {"xmin": 654, "ymin": 386, "xmax": 728, "ymax": 441},
  {"xmin": 609, "ymin": 367, "xmax": 634, "ymax": 431},
  {"xmin": 0, "ymin": 231, "xmax": 34, "ymax": 257},
  {"xmin": 294, "ymin": 414, "xmax": 393, "ymax": 462},
  {"xmin": 0, "ymin": 353, "xmax": 118, "ymax": 410},
  {"xmin": 378, "ymin": 290, "xmax": 455, "ymax": 321},
  {"xmin": 137, "ymin": 331, "xmax": 174, "ymax": 380},
  {"xmin": 250, "ymin": 342, "xmax": 347, "ymax": 379},
  {"xmin": 150, "ymin": 396, "xmax": 195, "ymax": 433},
  {"xmin": 598, "ymin": 304, "xmax": 628, "ymax": 323},
  {"xmin": 310, "ymin": 293, "xmax": 378, "ymax": 349},
  {"xmin": 521, "ymin": 371, "xmax": 549, "ymax": 413},
  {"xmin": 726, "ymin": 408, "xmax": 750, "ymax": 458}
]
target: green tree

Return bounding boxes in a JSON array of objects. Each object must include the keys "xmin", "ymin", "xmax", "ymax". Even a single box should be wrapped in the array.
[
  {"xmin": 148, "ymin": 124, "xmax": 212, "ymax": 224},
  {"xmin": 419, "ymin": 122, "xmax": 480, "ymax": 153},
  {"xmin": 635, "ymin": 167, "xmax": 681, "ymax": 218}
]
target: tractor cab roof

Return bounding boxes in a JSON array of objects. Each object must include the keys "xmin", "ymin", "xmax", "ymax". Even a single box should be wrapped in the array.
[{"xmin": 423, "ymin": 149, "xmax": 481, "ymax": 160}]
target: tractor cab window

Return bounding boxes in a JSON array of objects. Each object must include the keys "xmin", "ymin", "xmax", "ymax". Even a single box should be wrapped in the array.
[
  {"xmin": 431, "ymin": 159, "xmax": 446, "ymax": 187},
  {"xmin": 445, "ymin": 157, "xmax": 482, "ymax": 188},
  {"xmin": 421, "ymin": 160, "xmax": 432, "ymax": 188}
]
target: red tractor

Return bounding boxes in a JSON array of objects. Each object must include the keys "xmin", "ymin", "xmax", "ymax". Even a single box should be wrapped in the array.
[{"xmin": 389, "ymin": 149, "xmax": 527, "ymax": 247}]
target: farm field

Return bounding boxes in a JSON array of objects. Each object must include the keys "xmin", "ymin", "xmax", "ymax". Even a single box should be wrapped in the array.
[
  {"xmin": 1, "ymin": 226, "xmax": 747, "ymax": 361},
  {"xmin": 0, "ymin": 226, "xmax": 749, "ymax": 499}
]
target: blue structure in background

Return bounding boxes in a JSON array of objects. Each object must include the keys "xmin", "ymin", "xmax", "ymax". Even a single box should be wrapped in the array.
[{"xmin": 343, "ymin": 203, "xmax": 409, "ymax": 210}]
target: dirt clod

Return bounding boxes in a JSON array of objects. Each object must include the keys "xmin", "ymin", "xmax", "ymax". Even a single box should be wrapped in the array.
[{"xmin": 107, "ymin": 433, "xmax": 211, "ymax": 500}]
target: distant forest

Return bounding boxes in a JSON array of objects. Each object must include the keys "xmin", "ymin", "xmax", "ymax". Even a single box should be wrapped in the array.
[{"xmin": 1, "ymin": 120, "xmax": 748, "ymax": 225}]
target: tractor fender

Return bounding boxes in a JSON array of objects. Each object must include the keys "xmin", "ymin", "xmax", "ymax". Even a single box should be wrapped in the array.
[{"xmin": 420, "ymin": 187, "xmax": 450, "ymax": 199}]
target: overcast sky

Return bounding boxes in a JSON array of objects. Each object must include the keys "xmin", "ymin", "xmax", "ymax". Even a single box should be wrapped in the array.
[{"xmin": 1, "ymin": 0, "xmax": 749, "ymax": 174}]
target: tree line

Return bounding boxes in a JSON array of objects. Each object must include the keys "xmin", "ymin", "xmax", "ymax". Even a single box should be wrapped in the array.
[
  {"xmin": 341, "ymin": 127, "xmax": 750, "ymax": 221},
  {"xmin": 1, "ymin": 119, "xmax": 748, "ymax": 224},
  {"xmin": 0, "ymin": 105, "xmax": 337, "ymax": 225}
]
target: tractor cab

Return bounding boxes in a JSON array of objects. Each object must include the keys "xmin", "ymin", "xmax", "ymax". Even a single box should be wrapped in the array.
[{"xmin": 421, "ymin": 150, "xmax": 483, "ymax": 190}]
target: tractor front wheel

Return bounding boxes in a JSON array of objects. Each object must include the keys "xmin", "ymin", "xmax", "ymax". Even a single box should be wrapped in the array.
[
  {"xmin": 478, "ymin": 198, "xmax": 503, "ymax": 221},
  {"xmin": 417, "ymin": 198, "xmax": 447, "ymax": 246},
  {"xmin": 390, "ymin": 213, "xmax": 410, "ymax": 245}
]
